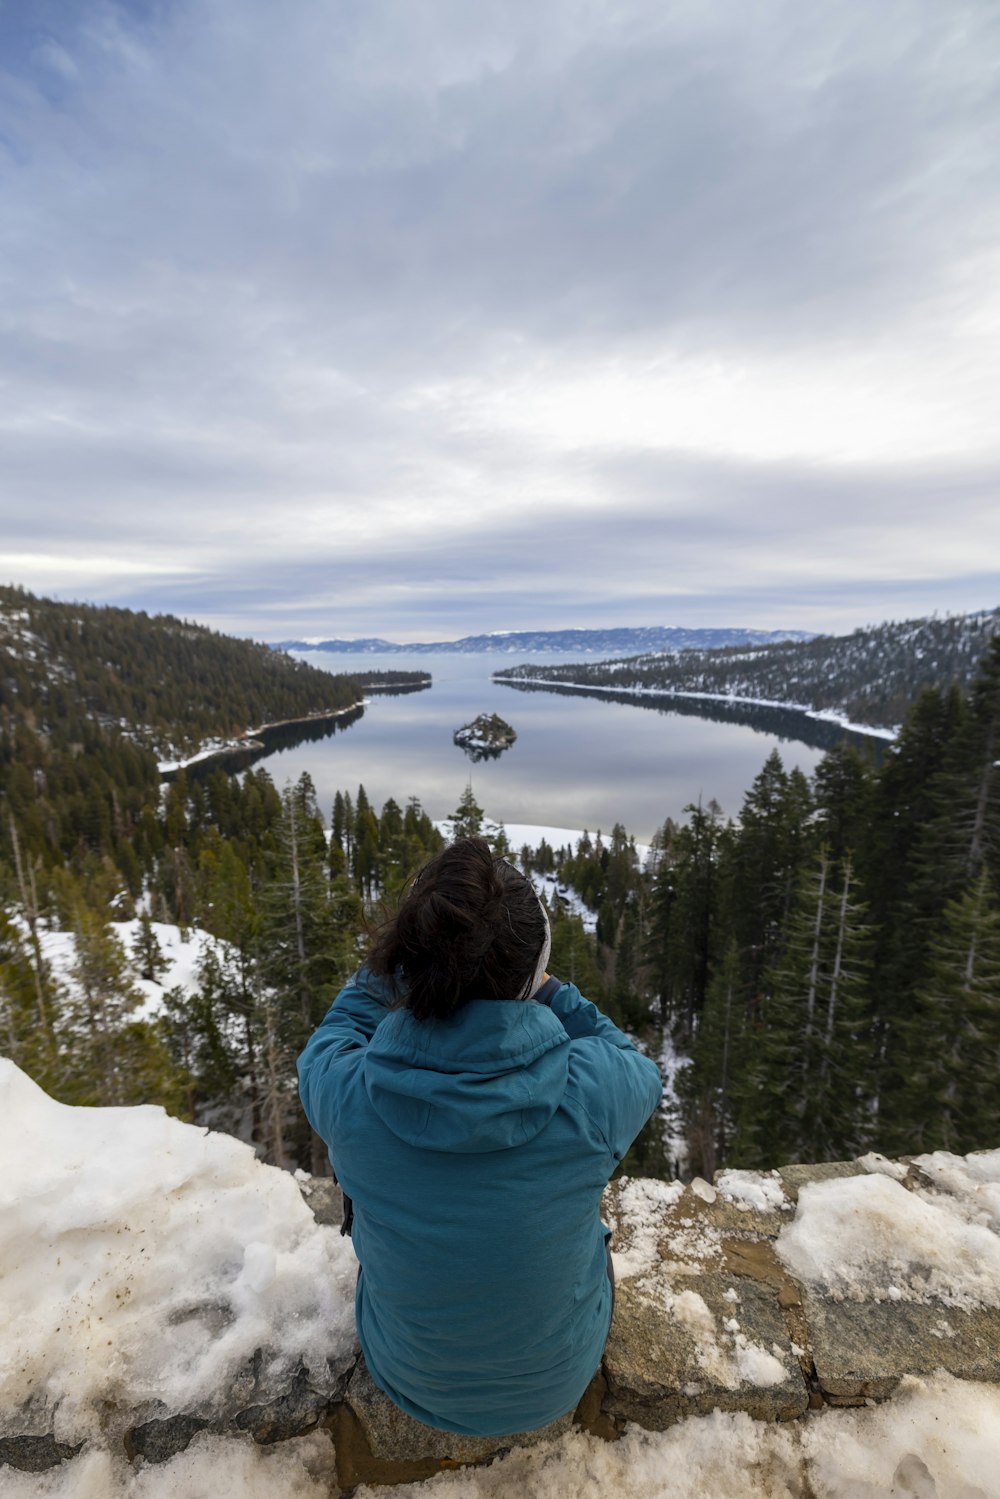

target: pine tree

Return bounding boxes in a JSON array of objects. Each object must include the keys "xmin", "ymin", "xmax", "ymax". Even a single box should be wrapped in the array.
[
  {"xmin": 0, "ymin": 906, "xmax": 63, "ymax": 1093},
  {"xmin": 131, "ymin": 912, "xmax": 169, "ymax": 982},
  {"xmin": 733, "ymin": 850, "xmax": 872, "ymax": 1166},
  {"xmin": 62, "ymin": 905, "xmax": 182, "ymax": 1108},
  {"xmin": 257, "ymin": 778, "xmax": 353, "ymax": 1170},
  {"xmin": 681, "ymin": 937, "xmax": 742, "ymax": 1178},
  {"xmin": 726, "ymin": 751, "xmax": 815, "ymax": 1004},
  {"xmin": 653, "ymin": 800, "xmax": 725, "ymax": 1043},
  {"xmin": 451, "ymin": 783, "xmax": 484, "ymax": 840},
  {"xmin": 894, "ymin": 871, "xmax": 1000, "ymax": 1154}
]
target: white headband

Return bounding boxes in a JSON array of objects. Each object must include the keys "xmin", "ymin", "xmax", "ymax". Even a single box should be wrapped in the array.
[{"xmin": 523, "ymin": 890, "xmax": 552, "ymax": 1000}]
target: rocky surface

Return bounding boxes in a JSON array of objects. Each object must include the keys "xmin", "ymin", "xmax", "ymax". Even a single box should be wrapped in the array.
[{"xmin": 6, "ymin": 1153, "xmax": 1000, "ymax": 1488}]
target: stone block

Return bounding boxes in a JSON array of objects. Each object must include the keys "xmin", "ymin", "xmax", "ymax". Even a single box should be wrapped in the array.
[
  {"xmin": 692, "ymin": 1189, "xmax": 793, "ymax": 1241},
  {"xmin": 777, "ymin": 1161, "xmax": 865, "ymax": 1201},
  {"xmin": 0, "ymin": 1435, "xmax": 83, "ymax": 1474},
  {"xmin": 602, "ymin": 1270, "xmax": 808, "ymax": 1430},
  {"xmin": 297, "ymin": 1175, "xmax": 346, "ymax": 1230},
  {"xmin": 332, "ymin": 1356, "xmax": 573, "ymax": 1488},
  {"xmin": 801, "ymin": 1289, "xmax": 1000, "ymax": 1404}
]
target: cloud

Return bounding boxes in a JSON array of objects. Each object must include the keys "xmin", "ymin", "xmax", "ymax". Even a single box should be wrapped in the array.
[{"xmin": 0, "ymin": 0, "xmax": 998, "ymax": 638}]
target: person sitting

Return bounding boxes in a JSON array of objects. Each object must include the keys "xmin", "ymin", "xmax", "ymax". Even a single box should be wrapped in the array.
[{"xmin": 297, "ymin": 836, "xmax": 662, "ymax": 1437}]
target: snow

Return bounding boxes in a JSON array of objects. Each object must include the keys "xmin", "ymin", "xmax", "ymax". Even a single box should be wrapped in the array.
[
  {"xmin": 37, "ymin": 918, "xmax": 219, "ymax": 1020},
  {"xmin": 8, "ymin": 1375, "xmax": 1000, "ymax": 1496},
  {"xmin": 527, "ymin": 869, "xmax": 597, "ymax": 934},
  {"xmin": 1, "ymin": 1431, "xmax": 336, "ymax": 1497},
  {"xmin": 0, "ymin": 1063, "xmax": 358, "ymax": 1446},
  {"xmin": 345, "ymin": 1374, "xmax": 1000, "ymax": 1499},
  {"xmin": 502, "ymin": 823, "xmax": 653, "ymax": 867},
  {"xmin": 653, "ymin": 1030, "xmax": 691, "ymax": 1177},
  {"xmin": 775, "ymin": 1162, "xmax": 1000, "ymax": 1310},
  {"xmin": 6, "ymin": 1076, "xmax": 1000, "ymax": 1493},
  {"xmin": 911, "ymin": 1148, "xmax": 1000, "ymax": 1233},
  {"xmin": 434, "ymin": 820, "xmax": 653, "ymax": 867},
  {"xmin": 857, "ymin": 1152, "xmax": 910, "ymax": 1183},
  {"xmin": 156, "ymin": 737, "xmax": 253, "ymax": 775},
  {"xmin": 605, "ymin": 1177, "xmax": 685, "ymax": 1280},
  {"xmin": 716, "ymin": 1170, "xmax": 793, "ymax": 1215}
]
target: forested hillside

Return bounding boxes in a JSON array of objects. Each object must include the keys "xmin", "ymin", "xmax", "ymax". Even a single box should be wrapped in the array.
[
  {"xmin": 0, "ymin": 584, "xmax": 368, "ymax": 757},
  {"xmin": 0, "ymin": 585, "xmax": 429, "ymax": 877},
  {"xmin": 517, "ymin": 638, "xmax": 1000, "ymax": 1173},
  {"xmin": 496, "ymin": 607, "xmax": 1000, "ymax": 730}
]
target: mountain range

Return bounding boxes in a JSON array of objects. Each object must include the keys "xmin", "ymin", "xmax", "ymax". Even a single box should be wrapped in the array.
[{"xmin": 272, "ymin": 626, "xmax": 815, "ymax": 656}]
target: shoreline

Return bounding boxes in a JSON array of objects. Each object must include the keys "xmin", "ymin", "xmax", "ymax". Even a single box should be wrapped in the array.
[
  {"xmin": 493, "ymin": 675, "xmax": 899, "ymax": 741},
  {"xmin": 157, "ymin": 675, "xmax": 432, "ymax": 777},
  {"xmin": 157, "ymin": 699, "xmax": 367, "ymax": 776}
]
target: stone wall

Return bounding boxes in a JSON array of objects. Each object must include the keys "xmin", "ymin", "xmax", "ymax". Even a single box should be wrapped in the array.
[{"xmin": 5, "ymin": 1157, "xmax": 999, "ymax": 1489}]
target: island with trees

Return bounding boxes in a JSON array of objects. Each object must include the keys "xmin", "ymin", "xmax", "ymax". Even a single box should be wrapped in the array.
[{"xmin": 453, "ymin": 713, "xmax": 518, "ymax": 761}]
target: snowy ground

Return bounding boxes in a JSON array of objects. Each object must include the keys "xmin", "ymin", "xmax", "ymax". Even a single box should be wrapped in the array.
[
  {"xmin": 435, "ymin": 820, "xmax": 652, "ymax": 866},
  {"xmin": 7, "ymin": 1369, "xmax": 1000, "ymax": 1498},
  {"xmin": 37, "ymin": 918, "xmax": 218, "ymax": 1020},
  {"xmin": 656, "ymin": 1028, "xmax": 690, "ymax": 1177}
]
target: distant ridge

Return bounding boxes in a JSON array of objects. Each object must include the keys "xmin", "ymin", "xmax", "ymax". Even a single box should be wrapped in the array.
[
  {"xmin": 272, "ymin": 626, "xmax": 815, "ymax": 656},
  {"xmin": 494, "ymin": 606, "xmax": 1000, "ymax": 732}
]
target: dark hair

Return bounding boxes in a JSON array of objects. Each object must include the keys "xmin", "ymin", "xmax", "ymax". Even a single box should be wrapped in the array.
[{"xmin": 367, "ymin": 837, "xmax": 546, "ymax": 1021}]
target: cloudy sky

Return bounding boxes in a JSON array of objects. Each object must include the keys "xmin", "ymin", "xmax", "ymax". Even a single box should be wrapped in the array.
[{"xmin": 2, "ymin": 0, "xmax": 999, "ymax": 642}]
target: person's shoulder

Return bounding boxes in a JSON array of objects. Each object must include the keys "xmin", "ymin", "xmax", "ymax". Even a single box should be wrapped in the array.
[{"xmin": 341, "ymin": 964, "xmax": 399, "ymax": 1006}]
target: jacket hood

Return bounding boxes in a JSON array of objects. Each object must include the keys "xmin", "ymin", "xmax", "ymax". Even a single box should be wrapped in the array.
[{"xmin": 363, "ymin": 1000, "xmax": 570, "ymax": 1152}]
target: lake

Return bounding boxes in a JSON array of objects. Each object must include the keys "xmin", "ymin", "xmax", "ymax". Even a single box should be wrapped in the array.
[{"xmin": 241, "ymin": 651, "xmax": 883, "ymax": 843}]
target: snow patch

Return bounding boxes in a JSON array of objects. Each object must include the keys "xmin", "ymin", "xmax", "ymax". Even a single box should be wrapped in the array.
[
  {"xmin": 10, "ymin": 1373, "xmax": 1000, "ymax": 1497},
  {"xmin": 776, "ymin": 1167, "xmax": 1000, "ymax": 1309},
  {"xmin": 606, "ymin": 1177, "xmax": 684, "ymax": 1281},
  {"xmin": 0, "ymin": 1063, "xmax": 357, "ymax": 1444},
  {"xmin": 715, "ymin": 1170, "xmax": 792, "ymax": 1214}
]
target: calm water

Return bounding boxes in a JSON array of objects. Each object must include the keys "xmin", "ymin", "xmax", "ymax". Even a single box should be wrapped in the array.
[{"xmin": 242, "ymin": 651, "xmax": 880, "ymax": 843}]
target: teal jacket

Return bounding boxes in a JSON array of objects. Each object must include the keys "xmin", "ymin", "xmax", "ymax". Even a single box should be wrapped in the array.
[{"xmin": 297, "ymin": 968, "xmax": 661, "ymax": 1436}]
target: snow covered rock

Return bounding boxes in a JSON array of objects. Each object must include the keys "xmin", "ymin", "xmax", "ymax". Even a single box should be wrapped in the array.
[
  {"xmin": 6, "ymin": 1067, "xmax": 1000, "ymax": 1490},
  {"xmin": 600, "ymin": 1179, "xmax": 808, "ymax": 1429},
  {"xmin": 0, "ymin": 1062, "xmax": 358, "ymax": 1465},
  {"xmin": 775, "ymin": 1153, "xmax": 1000, "ymax": 1404}
]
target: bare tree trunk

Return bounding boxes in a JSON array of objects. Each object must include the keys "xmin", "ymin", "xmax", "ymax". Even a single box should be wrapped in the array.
[
  {"xmin": 826, "ymin": 860, "xmax": 852, "ymax": 1046},
  {"xmin": 9, "ymin": 817, "xmax": 51, "ymax": 1040}
]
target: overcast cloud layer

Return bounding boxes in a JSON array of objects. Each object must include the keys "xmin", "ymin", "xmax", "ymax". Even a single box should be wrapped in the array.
[{"xmin": 1, "ymin": 0, "xmax": 999, "ymax": 640}]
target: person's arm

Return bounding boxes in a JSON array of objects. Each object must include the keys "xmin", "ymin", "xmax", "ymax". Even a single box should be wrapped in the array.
[
  {"xmin": 545, "ymin": 977, "xmax": 663, "ymax": 1160},
  {"xmin": 296, "ymin": 967, "xmax": 394, "ymax": 1134},
  {"xmin": 543, "ymin": 976, "xmax": 638, "ymax": 1047}
]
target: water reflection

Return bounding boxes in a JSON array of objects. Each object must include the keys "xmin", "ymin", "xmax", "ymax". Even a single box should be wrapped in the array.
[
  {"xmin": 497, "ymin": 679, "xmax": 887, "ymax": 758},
  {"xmin": 165, "ymin": 704, "xmax": 368, "ymax": 780},
  {"xmin": 186, "ymin": 650, "xmax": 862, "ymax": 839}
]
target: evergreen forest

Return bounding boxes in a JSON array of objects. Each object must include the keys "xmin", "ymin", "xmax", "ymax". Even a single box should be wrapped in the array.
[
  {"xmin": 2, "ymin": 586, "xmax": 999, "ymax": 1182},
  {"xmin": 498, "ymin": 607, "xmax": 1000, "ymax": 730}
]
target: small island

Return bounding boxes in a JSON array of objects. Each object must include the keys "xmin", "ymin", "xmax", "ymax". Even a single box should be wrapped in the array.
[{"xmin": 453, "ymin": 712, "xmax": 518, "ymax": 762}]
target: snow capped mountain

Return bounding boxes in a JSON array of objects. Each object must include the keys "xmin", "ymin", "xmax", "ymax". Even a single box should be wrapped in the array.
[{"xmin": 272, "ymin": 625, "xmax": 815, "ymax": 655}]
